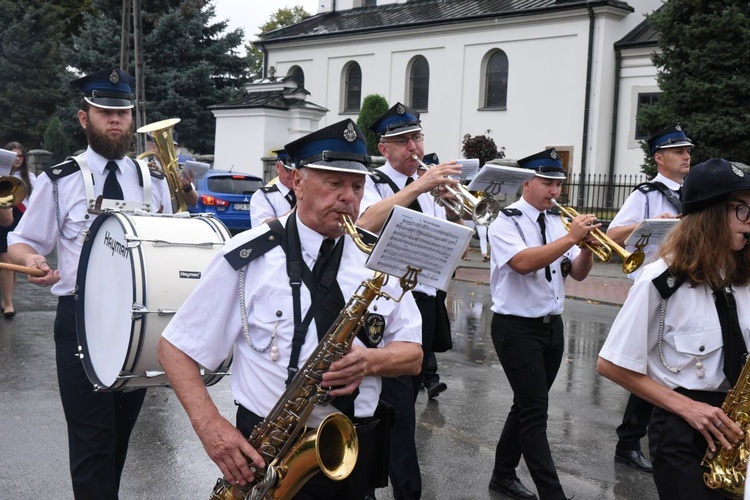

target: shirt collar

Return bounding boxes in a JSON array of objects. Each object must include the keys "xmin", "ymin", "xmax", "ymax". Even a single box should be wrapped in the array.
[
  {"xmin": 84, "ymin": 147, "xmax": 127, "ymax": 175},
  {"xmin": 382, "ymin": 162, "xmax": 417, "ymax": 188},
  {"xmin": 295, "ymin": 212, "xmax": 341, "ymax": 265},
  {"xmin": 653, "ymin": 172, "xmax": 682, "ymax": 191},
  {"xmin": 517, "ymin": 196, "xmax": 544, "ymax": 220}
]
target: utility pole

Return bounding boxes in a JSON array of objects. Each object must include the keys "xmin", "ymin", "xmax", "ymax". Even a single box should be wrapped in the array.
[
  {"xmin": 132, "ymin": 0, "xmax": 146, "ymax": 154},
  {"xmin": 119, "ymin": 0, "xmax": 131, "ymax": 73}
]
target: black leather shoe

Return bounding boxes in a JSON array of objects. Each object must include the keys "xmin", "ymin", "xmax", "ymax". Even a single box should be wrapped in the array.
[
  {"xmin": 426, "ymin": 381, "xmax": 447, "ymax": 399},
  {"xmin": 489, "ymin": 475, "xmax": 537, "ymax": 499},
  {"xmin": 614, "ymin": 449, "xmax": 653, "ymax": 473}
]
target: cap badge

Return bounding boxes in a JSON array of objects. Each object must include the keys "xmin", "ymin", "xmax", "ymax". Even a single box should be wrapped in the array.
[
  {"xmin": 396, "ymin": 103, "xmax": 406, "ymax": 115},
  {"xmin": 550, "ymin": 149, "xmax": 558, "ymax": 160},
  {"xmin": 675, "ymin": 124, "xmax": 682, "ymax": 131},
  {"xmin": 343, "ymin": 122, "xmax": 358, "ymax": 143},
  {"xmin": 732, "ymin": 163, "xmax": 745, "ymax": 177},
  {"xmin": 109, "ymin": 69, "xmax": 120, "ymax": 84}
]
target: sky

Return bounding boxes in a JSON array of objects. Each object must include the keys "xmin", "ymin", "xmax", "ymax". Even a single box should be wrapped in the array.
[{"xmin": 212, "ymin": 0, "xmax": 321, "ymax": 52}]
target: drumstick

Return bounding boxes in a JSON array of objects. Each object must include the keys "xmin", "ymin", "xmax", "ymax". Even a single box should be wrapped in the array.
[{"xmin": 0, "ymin": 262, "xmax": 47, "ymax": 277}]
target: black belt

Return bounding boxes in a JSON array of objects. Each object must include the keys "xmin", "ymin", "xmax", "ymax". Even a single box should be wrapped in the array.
[{"xmin": 496, "ymin": 313, "xmax": 560, "ymax": 324}]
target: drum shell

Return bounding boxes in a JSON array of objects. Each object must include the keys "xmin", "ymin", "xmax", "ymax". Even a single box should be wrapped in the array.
[{"xmin": 75, "ymin": 212, "xmax": 233, "ymax": 391}]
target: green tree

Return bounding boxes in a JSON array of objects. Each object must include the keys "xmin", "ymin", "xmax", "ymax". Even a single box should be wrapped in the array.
[
  {"xmin": 638, "ymin": 1, "xmax": 750, "ymax": 171},
  {"xmin": 61, "ymin": 0, "xmax": 249, "ymax": 154},
  {"xmin": 245, "ymin": 6, "xmax": 310, "ymax": 78},
  {"xmin": 0, "ymin": 1, "xmax": 87, "ymax": 148},
  {"xmin": 357, "ymin": 94, "xmax": 389, "ymax": 155},
  {"xmin": 43, "ymin": 116, "xmax": 69, "ymax": 164}
]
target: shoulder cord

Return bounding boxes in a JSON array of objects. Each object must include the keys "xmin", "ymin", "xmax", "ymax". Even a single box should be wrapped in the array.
[
  {"xmin": 657, "ymin": 297, "xmax": 680, "ymax": 373},
  {"xmin": 52, "ymin": 181, "xmax": 83, "ymax": 241},
  {"xmin": 510, "ymin": 217, "xmax": 527, "ymax": 245},
  {"xmin": 260, "ymin": 189, "xmax": 277, "ymax": 218},
  {"xmin": 239, "ymin": 268, "xmax": 277, "ymax": 354}
]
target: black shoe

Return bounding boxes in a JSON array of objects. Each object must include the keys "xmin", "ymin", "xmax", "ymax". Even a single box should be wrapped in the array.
[
  {"xmin": 426, "ymin": 381, "xmax": 447, "ymax": 399},
  {"xmin": 614, "ymin": 449, "xmax": 653, "ymax": 473},
  {"xmin": 3, "ymin": 309, "xmax": 15, "ymax": 319},
  {"xmin": 489, "ymin": 475, "xmax": 537, "ymax": 500}
]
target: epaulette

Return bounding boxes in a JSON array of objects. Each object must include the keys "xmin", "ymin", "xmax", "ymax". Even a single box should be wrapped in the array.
[
  {"xmin": 500, "ymin": 208, "xmax": 522, "ymax": 217},
  {"xmin": 636, "ymin": 182, "xmax": 659, "ymax": 194},
  {"xmin": 44, "ymin": 159, "xmax": 80, "ymax": 181},
  {"xmin": 651, "ymin": 268, "xmax": 684, "ymax": 300},
  {"xmin": 149, "ymin": 168, "xmax": 165, "ymax": 180},
  {"xmin": 546, "ymin": 208, "xmax": 561, "ymax": 216},
  {"xmin": 260, "ymin": 185, "xmax": 280, "ymax": 194},
  {"xmin": 369, "ymin": 169, "xmax": 391, "ymax": 184},
  {"xmin": 224, "ymin": 230, "xmax": 282, "ymax": 270}
]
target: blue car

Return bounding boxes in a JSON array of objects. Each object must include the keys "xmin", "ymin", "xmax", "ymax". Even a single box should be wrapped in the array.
[{"xmin": 188, "ymin": 169, "xmax": 264, "ymax": 234}]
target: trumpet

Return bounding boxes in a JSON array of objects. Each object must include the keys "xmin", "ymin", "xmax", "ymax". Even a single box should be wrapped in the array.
[
  {"xmin": 411, "ymin": 154, "xmax": 500, "ymax": 226},
  {"xmin": 550, "ymin": 198, "xmax": 644, "ymax": 274}
]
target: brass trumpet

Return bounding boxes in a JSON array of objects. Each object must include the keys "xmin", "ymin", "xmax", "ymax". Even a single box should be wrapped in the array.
[
  {"xmin": 550, "ymin": 198, "xmax": 644, "ymax": 274},
  {"xmin": 411, "ymin": 154, "xmax": 500, "ymax": 226}
]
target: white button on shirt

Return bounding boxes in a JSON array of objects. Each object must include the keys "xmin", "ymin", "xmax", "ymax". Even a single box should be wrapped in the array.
[
  {"xmin": 8, "ymin": 147, "xmax": 172, "ymax": 295},
  {"xmin": 488, "ymin": 196, "xmax": 581, "ymax": 317},
  {"xmin": 609, "ymin": 173, "xmax": 681, "ymax": 281},
  {"xmin": 599, "ymin": 259, "xmax": 750, "ymax": 392},
  {"xmin": 162, "ymin": 214, "xmax": 422, "ymax": 426}
]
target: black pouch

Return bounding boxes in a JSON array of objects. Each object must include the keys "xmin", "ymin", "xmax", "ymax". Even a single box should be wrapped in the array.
[
  {"xmin": 369, "ymin": 400, "xmax": 396, "ymax": 488},
  {"xmin": 432, "ymin": 290, "xmax": 453, "ymax": 353}
]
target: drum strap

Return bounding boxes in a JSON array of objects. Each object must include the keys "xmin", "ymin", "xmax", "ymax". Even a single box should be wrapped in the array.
[
  {"xmin": 68, "ymin": 155, "xmax": 153, "ymax": 213},
  {"xmin": 269, "ymin": 217, "xmax": 357, "ymax": 416}
]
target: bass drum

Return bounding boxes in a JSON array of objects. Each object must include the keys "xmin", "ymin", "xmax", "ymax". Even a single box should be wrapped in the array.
[{"xmin": 75, "ymin": 211, "xmax": 233, "ymax": 391}]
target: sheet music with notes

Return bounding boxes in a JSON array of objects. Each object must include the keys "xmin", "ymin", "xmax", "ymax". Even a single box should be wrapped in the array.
[
  {"xmin": 467, "ymin": 164, "xmax": 534, "ymax": 195},
  {"xmin": 366, "ymin": 205, "xmax": 473, "ymax": 291},
  {"xmin": 624, "ymin": 218, "xmax": 679, "ymax": 247},
  {"xmin": 453, "ymin": 158, "xmax": 480, "ymax": 180},
  {"xmin": 0, "ymin": 148, "xmax": 16, "ymax": 176}
]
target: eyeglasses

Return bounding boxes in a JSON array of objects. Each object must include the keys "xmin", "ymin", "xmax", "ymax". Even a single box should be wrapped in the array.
[
  {"xmin": 728, "ymin": 203, "xmax": 750, "ymax": 222},
  {"xmin": 383, "ymin": 133, "xmax": 424, "ymax": 146}
]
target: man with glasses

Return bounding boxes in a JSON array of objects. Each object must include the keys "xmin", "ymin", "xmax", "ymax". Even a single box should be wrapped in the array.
[
  {"xmin": 357, "ymin": 102, "xmax": 461, "ymax": 500},
  {"xmin": 604, "ymin": 123, "xmax": 694, "ymax": 474}
]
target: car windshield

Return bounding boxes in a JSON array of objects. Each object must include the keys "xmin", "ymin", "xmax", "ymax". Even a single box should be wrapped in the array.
[{"xmin": 207, "ymin": 176, "xmax": 263, "ymax": 195}]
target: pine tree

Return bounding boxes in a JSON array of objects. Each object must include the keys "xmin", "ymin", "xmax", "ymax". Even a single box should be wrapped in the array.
[{"xmin": 638, "ymin": 0, "xmax": 750, "ymax": 169}]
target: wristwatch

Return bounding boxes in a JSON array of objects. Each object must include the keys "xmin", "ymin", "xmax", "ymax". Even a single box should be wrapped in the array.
[{"xmin": 182, "ymin": 184, "xmax": 194, "ymax": 193}]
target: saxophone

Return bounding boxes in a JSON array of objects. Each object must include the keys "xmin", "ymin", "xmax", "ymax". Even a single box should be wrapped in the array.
[
  {"xmin": 702, "ymin": 357, "xmax": 750, "ymax": 499},
  {"xmin": 210, "ymin": 214, "xmax": 419, "ymax": 500}
]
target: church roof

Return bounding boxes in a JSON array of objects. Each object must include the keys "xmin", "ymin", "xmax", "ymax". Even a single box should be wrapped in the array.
[
  {"xmin": 257, "ymin": 0, "xmax": 634, "ymax": 45},
  {"xmin": 210, "ymin": 76, "xmax": 328, "ymax": 112},
  {"xmin": 614, "ymin": 11, "xmax": 659, "ymax": 49}
]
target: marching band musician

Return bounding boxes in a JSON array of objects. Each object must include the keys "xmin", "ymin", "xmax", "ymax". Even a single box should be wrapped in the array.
[
  {"xmin": 356, "ymin": 102, "xmax": 461, "ymax": 500},
  {"xmin": 249, "ymin": 148, "xmax": 296, "ymax": 227},
  {"xmin": 604, "ymin": 123, "xmax": 693, "ymax": 473},
  {"xmin": 487, "ymin": 148, "xmax": 596, "ymax": 500},
  {"xmin": 157, "ymin": 119, "xmax": 422, "ymax": 499},
  {"xmin": 598, "ymin": 158, "xmax": 750, "ymax": 499},
  {"xmin": 7, "ymin": 68, "xmax": 172, "ymax": 499}
]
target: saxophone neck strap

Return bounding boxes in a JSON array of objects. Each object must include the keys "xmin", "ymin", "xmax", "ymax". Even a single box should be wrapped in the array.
[{"xmin": 270, "ymin": 216, "xmax": 345, "ymax": 386}]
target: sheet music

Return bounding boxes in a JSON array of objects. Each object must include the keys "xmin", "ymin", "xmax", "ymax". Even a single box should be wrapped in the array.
[
  {"xmin": 366, "ymin": 205, "xmax": 473, "ymax": 291},
  {"xmin": 181, "ymin": 160, "xmax": 210, "ymax": 180},
  {"xmin": 0, "ymin": 148, "xmax": 17, "ymax": 176},
  {"xmin": 468, "ymin": 164, "xmax": 534, "ymax": 195},
  {"xmin": 624, "ymin": 218, "xmax": 679, "ymax": 247},
  {"xmin": 454, "ymin": 158, "xmax": 480, "ymax": 180}
]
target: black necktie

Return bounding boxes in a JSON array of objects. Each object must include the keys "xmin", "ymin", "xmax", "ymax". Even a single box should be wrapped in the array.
[
  {"xmin": 676, "ymin": 187, "xmax": 682, "ymax": 201},
  {"xmin": 312, "ymin": 238, "xmax": 335, "ymax": 282},
  {"xmin": 537, "ymin": 213, "xmax": 552, "ymax": 282},
  {"xmin": 714, "ymin": 287, "xmax": 748, "ymax": 386},
  {"xmin": 285, "ymin": 190, "xmax": 296, "ymax": 208},
  {"xmin": 103, "ymin": 161, "xmax": 124, "ymax": 200},
  {"xmin": 404, "ymin": 176, "xmax": 423, "ymax": 212}
]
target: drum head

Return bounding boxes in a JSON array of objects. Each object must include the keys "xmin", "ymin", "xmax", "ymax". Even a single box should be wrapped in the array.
[{"xmin": 76, "ymin": 213, "xmax": 137, "ymax": 389}]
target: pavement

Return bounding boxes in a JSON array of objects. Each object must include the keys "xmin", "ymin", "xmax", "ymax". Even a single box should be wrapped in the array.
[{"xmin": 455, "ymin": 248, "xmax": 633, "ymax": 307}]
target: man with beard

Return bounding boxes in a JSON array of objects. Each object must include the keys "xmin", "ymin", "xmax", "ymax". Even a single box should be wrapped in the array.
[{"xmin": 8, "ymin": 68, "xmax": 172, "ymax": 499}]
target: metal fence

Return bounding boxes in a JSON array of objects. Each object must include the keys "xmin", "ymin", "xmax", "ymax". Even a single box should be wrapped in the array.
[{"xmin": 558, "ymin": 173, "xmax": 648, "ymax": 220}]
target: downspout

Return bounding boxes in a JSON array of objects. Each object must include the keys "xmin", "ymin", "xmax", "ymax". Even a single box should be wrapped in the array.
[
  {"xmin": 606, "ymin": 47, "xmax": 622, "ymax": 208},
  {"xmin": 578, "ymin": 6, "xmax": 595, "ymax": 208},
  {"xmin": 261, "ymin": 45, "xmax": 269, "ymax": 79}
]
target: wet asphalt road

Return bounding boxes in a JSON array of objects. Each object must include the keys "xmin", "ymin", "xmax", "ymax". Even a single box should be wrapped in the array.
[{"xmin": 0, "ymin": 254, "xmax": 659, "ymax": 499}]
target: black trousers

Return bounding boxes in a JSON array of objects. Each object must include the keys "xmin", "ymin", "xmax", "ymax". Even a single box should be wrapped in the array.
[
  {"xmin": 491, "ymin": 313, "xmax": 567, "ymax": 500},
  {"xmin": 649, "ymin": 389, "xmax": 726, "ymax": 500},
  {"xmin": 616, "ymin": 393, "xmax": 654, "ymax": 451},
  {"xmin": 55, "ymin": 296, "xmax": 146, "ymax": 500},
  {"xmin": 236, "ymin": 405, "xmax": 379, "ymax": 499}
]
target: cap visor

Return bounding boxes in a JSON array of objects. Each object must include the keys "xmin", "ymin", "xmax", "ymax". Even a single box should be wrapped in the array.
[
  {"xmin": 84, "ymin": 96, "xmax": 134, "ymax": 110},
  {"xmin": 381, "ymin": 124, "xmax": 423, "ymax": 138},
  {"xmin": 657, "ymin": 140, "xmax": 694, "ymax": 150},
  {"xmin": 303, "ymin": 160, "xmax": 372, "ymax": 175},
  {"xmin": 535, "ymin": 171, "xmax": 566, "ymax": 180}
]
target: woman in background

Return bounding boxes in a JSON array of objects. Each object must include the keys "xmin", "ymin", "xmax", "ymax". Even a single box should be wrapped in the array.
[{"xmin": 1, "ymin": 141, "xmax": 36, "ymax": 318}]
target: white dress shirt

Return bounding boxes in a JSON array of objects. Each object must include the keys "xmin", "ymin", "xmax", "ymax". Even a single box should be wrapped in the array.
[
  {"xmin": 162, "ymin": 213, "xmax": 422, "ymax": 426},
  {"xmin": 609, "ymin": 173, "xmax": 681, "ymax": 281},
  {"xmin": 8, "ymin": 147, "xmax": 172, "ymax": 295},
  {"xmin": 488, "ymin": 196, "xmax": 581, "ymax": 317},
  {"xmin": 600, "ymin": 259, "xmax": 750, "ymax": 392},
  {"xmin": 250, "ymin": 183, "xmax": 295, "ymax": 228}
]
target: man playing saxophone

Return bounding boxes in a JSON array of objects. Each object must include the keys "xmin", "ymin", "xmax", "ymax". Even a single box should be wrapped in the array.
[
  {"xmin": 598, "ymin": 158, "xmax": 750, "ymax": 499},
  {"xmin": 158, "ymin": 118, "xmax": 422, "ymax": 499}
]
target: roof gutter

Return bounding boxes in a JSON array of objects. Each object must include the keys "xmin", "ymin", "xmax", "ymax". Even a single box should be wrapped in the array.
[{"xmin": 578, "ymin": 5, "xmax": 595, "ymax": 207}]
